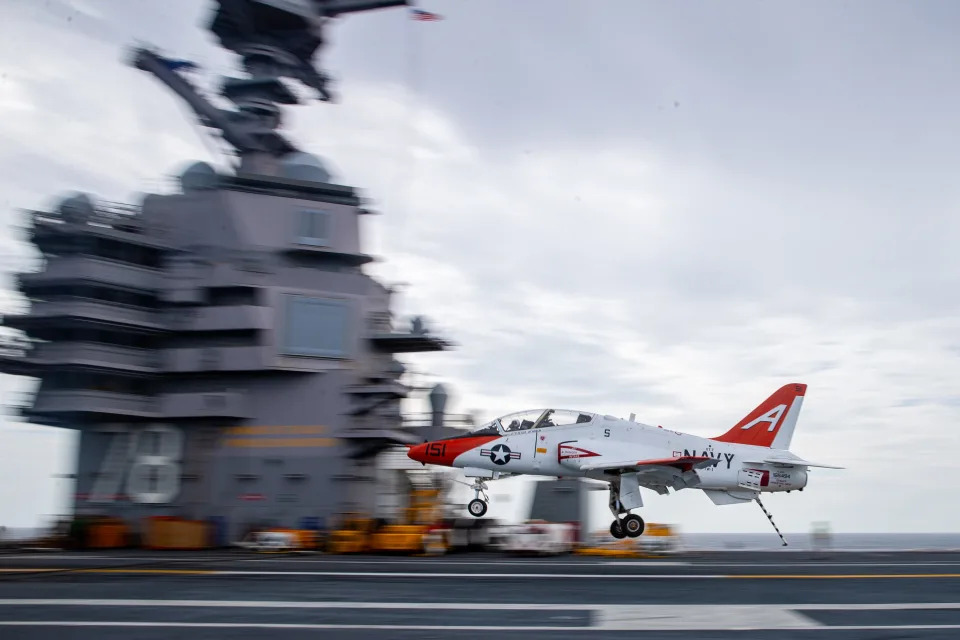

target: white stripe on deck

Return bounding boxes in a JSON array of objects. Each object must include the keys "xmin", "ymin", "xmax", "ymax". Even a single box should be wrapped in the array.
[
  {"xmin": 0, "ymin": 599, "xmax": 585, "ymax": 610},
  {"xmin": 0, "ymin": 621, "xmax": 580, "ymax": 631},
  {"xmin": 597, "ymin": 604, "xmax": 819, "ymax": 630},
  {"xmin": 0, "ymin": 621, "xmax": 573, "ymax": 631},
  {"xmin": 1, "ymin": 601, "xmax": 959, "ymax": 631},
  {"xmin": 3, "ymin": 599, "xmax": 960, "ymax": 610},
  {"xmin": 4, "ymin": 621, "xmax": 960, "ymax": 631}
]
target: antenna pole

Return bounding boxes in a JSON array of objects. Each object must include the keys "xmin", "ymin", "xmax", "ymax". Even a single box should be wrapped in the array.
[
  {"xmin": 131, "ymin": 47, "xmax": 265, "ymax": 155},
  {"xmin": 131, "ymin": 0, "xmax": 409, "ymax": 174}
]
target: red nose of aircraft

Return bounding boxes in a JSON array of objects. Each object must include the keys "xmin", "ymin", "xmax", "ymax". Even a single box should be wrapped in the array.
[
  {"xmin": 406, "ymin": 435, "xmax": 500, "ymax": 466},
  {"xmin": 407, "ymin": 442, "xmax": 429, "ymax": 464}
]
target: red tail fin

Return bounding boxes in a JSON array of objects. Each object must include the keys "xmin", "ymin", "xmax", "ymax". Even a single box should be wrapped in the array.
[{"xmin": 711, "ymin": 383, "xmax": 807, "ymax": 448}]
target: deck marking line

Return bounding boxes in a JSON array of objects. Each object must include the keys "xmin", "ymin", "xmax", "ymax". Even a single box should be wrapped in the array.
[
  {"xmin": 0, "ymin": 603, "xmax": 959, "ymax": 631},
  {"xmin": 234, "ymin": 559, "xmax": 691, "ymax": 567},
  {"xmin": 692, "ymin": 562, "xmax": 960, "ymax": 568},
  {"xmin": 2, "ymin": 600, "xmax": 960, "ymax": 611},
  {"xmin": 0, "ymin": 569, "xmax": 719, "ymax": 578},
  {"xmin": 0, "ymin": 621, "xmax": 587, "ymax": 631},
  {"xmin": 2, "ymin": 621, "xmax": 960, "ymax": 631},
  {"xmin": 5, "ymin": 569, "xmax": 960, "ymax": 579},
  {"xmin": 212, "ymin": 571, "xmax": 726, "ymax": 578},
  {"xmin": 793, "ymin": 603, "xmax": 960, "ymax": 610},
  {"xmin": 730, "ymin": 573, "xmax": 960, "ymax": 579},
  {"xmin": 0, "ymin": 569, "xmax": 61, "ymax": 573},
  {"xmin": 595, "ymin": 604, "xmax": 820, "ymax": 630},
  {"xmin": 0, "ymin": 599, "xmax": 590, "ymax": 610}
]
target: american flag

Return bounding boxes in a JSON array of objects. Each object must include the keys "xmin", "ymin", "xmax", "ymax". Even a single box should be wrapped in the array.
[{"xmin": 411, "ymin": 8, "xmax": 442, "ymax": 21}]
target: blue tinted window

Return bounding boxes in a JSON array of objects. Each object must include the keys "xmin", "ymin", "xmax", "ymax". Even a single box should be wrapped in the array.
[
  {"xmin": 283, "ymin": 295, "xmax": 349, "ymax": 357},
  {"xmin": 296, "ymin": 210, "xmax": 329, "ymax": 246}
]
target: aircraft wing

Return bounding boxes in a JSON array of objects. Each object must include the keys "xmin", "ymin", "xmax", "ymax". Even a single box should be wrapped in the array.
[
  {"xmin": 743, "ymin": 452, "xmax": 844, "ymax": 469},
  {"xmin": 574, "ymin": 455, "xmax": 717, "ymax": 473},
  {"xmin": 569, "ymin": 455, "xmax": 716, "ymax": 496}
]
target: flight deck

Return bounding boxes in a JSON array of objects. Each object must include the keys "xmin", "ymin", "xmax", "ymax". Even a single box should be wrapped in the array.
[{"xmin": 0, "ymin": 550, "xmax": 958, "ymax": 639}]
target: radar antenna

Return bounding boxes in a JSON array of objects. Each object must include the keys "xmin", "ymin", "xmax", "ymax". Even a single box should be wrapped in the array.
[{"xmin": 130, "ymin": 0, "xmax": 409, "ymax": 174}]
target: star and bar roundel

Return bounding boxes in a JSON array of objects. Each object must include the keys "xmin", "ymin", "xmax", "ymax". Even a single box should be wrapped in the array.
[{"xmin": 480, "ymin": 443, "xmax": 521, "ymax": 465}]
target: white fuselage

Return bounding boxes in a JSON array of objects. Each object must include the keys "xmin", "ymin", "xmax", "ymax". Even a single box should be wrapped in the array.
[{"xmin": 451, "ymin": 416, "xmax": 808, "ymax": 494}]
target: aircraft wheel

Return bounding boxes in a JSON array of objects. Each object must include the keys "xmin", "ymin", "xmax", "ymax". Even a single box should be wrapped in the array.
[
  {"xmin": 610, "ymin": 520, "xmax": 626, "ymax": 539},
  {"xmin": 622, "ymin": 514, "xmax": 645, "ymax": 538},
  {"xmin": 468, "ymin": 499, "xmax": 488, "ymax": 518}
]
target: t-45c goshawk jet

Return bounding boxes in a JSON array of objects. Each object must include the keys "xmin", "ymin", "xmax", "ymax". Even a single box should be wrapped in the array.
[{"xmin": 408, "ymin": 383, "xmax": 842, "ymax": 543}]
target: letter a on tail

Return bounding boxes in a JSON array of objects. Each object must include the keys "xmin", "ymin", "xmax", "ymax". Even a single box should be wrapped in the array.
[{"xmin": 710, "ymin": 383, "xmax": 806, "ymax": 448}]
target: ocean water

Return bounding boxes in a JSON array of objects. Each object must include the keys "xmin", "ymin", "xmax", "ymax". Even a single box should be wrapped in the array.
[
  {"xmin": 679, "ymin": 532, "xmax": 960, "ymax": 552},
  {"xmin": 0, "ymin": 527, "xmax": 43, "ymax": 542}
]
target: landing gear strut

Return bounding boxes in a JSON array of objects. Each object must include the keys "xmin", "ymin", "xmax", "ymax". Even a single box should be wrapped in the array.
[
  {"xmin": 608, "ymin": 483, "xmax": 644, "ymax": 539},
  {"xmin": 467, "ymin": 477, "xmax": 489, "ymax": 518}
]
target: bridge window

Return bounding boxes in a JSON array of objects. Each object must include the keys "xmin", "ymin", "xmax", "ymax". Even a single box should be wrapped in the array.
[
  {"xmin": 282, "ymin": 295, "xmax": 349, "ymax": 357},
  {"xmin": 296, "ymin": 209, "xmax": 330, "ymax": 247}
]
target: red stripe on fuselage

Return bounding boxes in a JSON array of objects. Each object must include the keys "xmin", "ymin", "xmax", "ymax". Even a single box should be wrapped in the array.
[{"xmin": 407, "ymin": 435, "xmax": 499, "ymax": 466}]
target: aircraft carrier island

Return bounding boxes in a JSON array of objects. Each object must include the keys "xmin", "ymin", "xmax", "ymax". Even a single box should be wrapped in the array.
[{"xmin": 0, "ymin": 0, "xmax": 467, "ymax": 543}]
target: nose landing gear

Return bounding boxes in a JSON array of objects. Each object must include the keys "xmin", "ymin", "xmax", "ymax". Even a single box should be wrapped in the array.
[
  {"xmin": 468, "ymin": 498, "xmax": 488, "ymax": 517},
  {"xmin": 466, "ymin": 477, "xmax": 490, "ymax": 518},
  {"xmin": 608, "ymin": 483, "xmax": 645, "ymax": 539}
]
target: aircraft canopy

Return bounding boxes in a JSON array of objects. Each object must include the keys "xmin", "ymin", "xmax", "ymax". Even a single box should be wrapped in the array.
[{"xmin": 472, "ymin": 409, "xmax": 597, "ymax": 435}]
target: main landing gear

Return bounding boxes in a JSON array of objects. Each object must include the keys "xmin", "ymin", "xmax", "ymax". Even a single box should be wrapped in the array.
[
  {"xmin": 608, "ymin": 483, "xmax": 644, "ymax": 539},
  {"xmin": 467, "ymin": 477, "xmax": 490, "ymax": 518}
]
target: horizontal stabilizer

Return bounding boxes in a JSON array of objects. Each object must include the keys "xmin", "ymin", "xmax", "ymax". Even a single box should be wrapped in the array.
[{"xmin": 744, "ymin": 452, "xmax": 844, "ymax": 469}]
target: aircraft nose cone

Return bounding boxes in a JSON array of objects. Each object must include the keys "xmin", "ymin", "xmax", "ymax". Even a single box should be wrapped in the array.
[{"xmin": 407, "ymin": 443, "xmax": 427, "ymax": 463}]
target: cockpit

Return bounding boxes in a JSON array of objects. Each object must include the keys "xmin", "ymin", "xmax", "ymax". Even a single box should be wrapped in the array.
[{"xmin": 469, "ymin": 409, "xmax": 596, "ymax": 436}]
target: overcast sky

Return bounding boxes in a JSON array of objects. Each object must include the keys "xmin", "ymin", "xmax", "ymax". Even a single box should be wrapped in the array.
[{"xmin": 2, "ymin": 0, "xmax": 960, "ymax": 535}]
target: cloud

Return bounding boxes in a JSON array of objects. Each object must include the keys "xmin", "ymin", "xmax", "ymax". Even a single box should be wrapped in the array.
[{"xmin": 3, "ymin": 1, "xmax": 960, "ymax": 534}]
